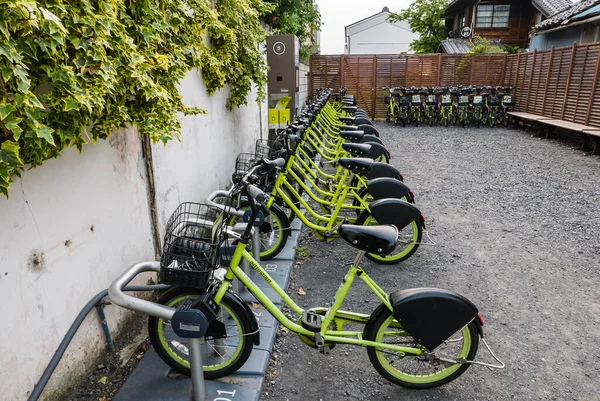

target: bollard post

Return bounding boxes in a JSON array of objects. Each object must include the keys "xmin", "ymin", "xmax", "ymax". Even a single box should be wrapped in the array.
[{"xmin": 188, "ymin": 338, "xmax": 206, "ymax": 401}]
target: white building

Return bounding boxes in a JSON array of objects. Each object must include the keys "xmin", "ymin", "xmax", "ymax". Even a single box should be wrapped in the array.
[{"xmin": 344, "ymin": 6, "xmax": 419, "ymax": 55}]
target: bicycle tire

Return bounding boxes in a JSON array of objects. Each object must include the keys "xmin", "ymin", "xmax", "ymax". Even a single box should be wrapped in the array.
[
  {"xmin": 148, "ymin": 288, "xmax": 255, "ymax": 378},
  {"xmin": 355, "ymin": 211, "xmax": 422, "ymax": 264},
  {"xmin": 364, "ymin": 304, "xmax": 479, "ymax": 389},
  {"xmin": 229, "ymin": 202, "xmax": 290, "ymax": 260}
]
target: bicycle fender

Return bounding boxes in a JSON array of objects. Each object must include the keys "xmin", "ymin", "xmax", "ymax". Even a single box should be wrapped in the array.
[
  {"xmin": 367, "ymin": 178, "xmax": 410, "ymax": 201},
  {"xmin": 226, "ymin": 291, "xmax": 261, "ymax": 346},
  {"xmin": 268, "ymin": 202, "xmax": 292, "ymax": 234},
  {"xmin": 356, "ymin": 124, "xmax": 380, "ymax": 137},
  {"xmin": 390, "ymin": 288, "xmax": 479, "ymax": 350},
  {"xmin": 369, "ymin": 198, "xmax": 421, "ymax": 230}
]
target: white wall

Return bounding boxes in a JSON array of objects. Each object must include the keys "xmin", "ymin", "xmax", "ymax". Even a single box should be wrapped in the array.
[
  {"xmin": 346, "ymin": 13, "xmax": 419, "ymax": 55},
  {"xmin": 298, "ymin": 62, "xmax": 310, "ymax": 114},
  {"xmin": 0, "ymin": 69, "xmax": 266, "ymax": 400}
]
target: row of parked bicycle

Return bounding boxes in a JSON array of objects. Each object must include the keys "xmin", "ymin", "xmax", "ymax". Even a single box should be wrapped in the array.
[
  {"xmin": 382, "ymin": 86, "xmax": 516, "ymax": 128},
  {"xmin": 143, "ymin": 88, "xmax": 503, "ymax": 392}
]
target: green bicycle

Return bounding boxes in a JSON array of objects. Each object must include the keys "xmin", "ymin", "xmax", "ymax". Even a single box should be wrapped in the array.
[{"xmin": 148, "ymin": 161, "xmax": 505, "ymax": 388}]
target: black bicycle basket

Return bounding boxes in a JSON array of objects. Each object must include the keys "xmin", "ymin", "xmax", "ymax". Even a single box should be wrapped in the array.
[
  {"xmin": 255, "ymin": 139, "xmax": 287, "ymax": 160},
  {"xmin": 160, "ymin": 203, "xmax": 225, "ymax": 288},
  {"xmin": 235, "ymin": 152, "xmax": 260, "ymax": 174}
]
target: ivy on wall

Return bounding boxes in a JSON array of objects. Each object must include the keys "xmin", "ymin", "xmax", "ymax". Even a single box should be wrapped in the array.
[
  {"xmin": 263, "ymin": 0, "xmax": 321, "ymax": 61},
  {"xmin": 0, "ymin": 0, "xmax": 272, "ymax": 197}
]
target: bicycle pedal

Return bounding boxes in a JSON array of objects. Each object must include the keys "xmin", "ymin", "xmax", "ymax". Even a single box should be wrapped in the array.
[{"xmin": 301, "ymin": 310, "xmax": 322, "ymax": 332}]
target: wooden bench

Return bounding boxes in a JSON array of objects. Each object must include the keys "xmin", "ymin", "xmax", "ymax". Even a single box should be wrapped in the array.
[
  {"xmin": 507, "ymin": 112, "xmax": 553, "ymax": 133},
  {"xmin": 541, "ymin": 120, "xmax": 600, "ymax": 155},
  {"xmin": 508, "ymin": 112, "xmax": 600, "ymax": 155},
  {"xmin": 582, "ymin": 129, "xmax": 600, "ymax": 155}
]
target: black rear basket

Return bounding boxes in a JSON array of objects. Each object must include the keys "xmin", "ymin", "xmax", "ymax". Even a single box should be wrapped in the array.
[{"xmin": 160, "ymin": 203, "xmax": 223, "ymax": 288}]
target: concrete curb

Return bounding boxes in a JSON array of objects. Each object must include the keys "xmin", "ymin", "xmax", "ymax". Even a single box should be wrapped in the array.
[{"xmin": 113, "ymin": 218, "xmax": 303, "ymax": 401}]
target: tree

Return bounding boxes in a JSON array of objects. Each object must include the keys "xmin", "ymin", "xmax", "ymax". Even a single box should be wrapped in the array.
[
  {"xmin": 388, "ymin": 0, "xmax": 447, "ymax": 54},
  {"xmin": 468, "ymin": 36, "xmax": 507, "ymax": 54},
  {"xmin": 263, "ymin": 0, "xmax": 321, "ymax": 60}
]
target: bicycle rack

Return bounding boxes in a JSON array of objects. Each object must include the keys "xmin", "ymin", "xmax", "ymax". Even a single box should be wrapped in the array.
[{"xmin": 108, "ymin": 262, "xmax": 209, "ymax": 401}]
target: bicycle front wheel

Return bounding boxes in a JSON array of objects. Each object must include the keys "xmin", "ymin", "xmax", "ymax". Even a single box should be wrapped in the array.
[
  {"xmin": 230, "ymin": 202, "xmax": 290, "ymax": 260},
  {"xmin": 365, "ymin": 305, "xmax": 479, "ymax": 389},
  {"xmin": 356, "ymin": 211, "xmax": 422, "ymax": 264},
  {"xmin": 148, "ymin": 288, "xmax": 255, "ymax": 378}
]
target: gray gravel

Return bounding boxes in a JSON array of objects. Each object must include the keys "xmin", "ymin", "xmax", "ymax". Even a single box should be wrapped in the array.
[{"xmin": 261, "ymin": 123, "xmax": 600, "ymax": 401}]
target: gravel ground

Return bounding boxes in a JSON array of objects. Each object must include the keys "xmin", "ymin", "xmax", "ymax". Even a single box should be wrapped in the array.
[{"xmin": 261, "ymin": 123, "xmax": 600, "ymax": 401}]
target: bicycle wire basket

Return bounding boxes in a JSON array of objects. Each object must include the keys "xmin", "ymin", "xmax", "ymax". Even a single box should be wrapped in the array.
[
  {"xmin": 235, "ymin": 152, "xmax": 260, "ymax": 174},
  {"xmin": 255, "ymin": 139, "xmax": 287, "ymax": 160},
  {"xmin": 160, "ymin": 203, "xmax": 227, "ymax": 288}
]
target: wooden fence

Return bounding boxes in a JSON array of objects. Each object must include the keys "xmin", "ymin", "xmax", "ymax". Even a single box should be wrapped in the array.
[{"xmin": 310, "ymin": 43, "xmax": 600, "ymax": 125}]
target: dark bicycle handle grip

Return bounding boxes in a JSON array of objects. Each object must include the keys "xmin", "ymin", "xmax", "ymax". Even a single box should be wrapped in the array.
[{"xmin": 247, "ymin": 184, "xmax": 266, "ymax": 204}]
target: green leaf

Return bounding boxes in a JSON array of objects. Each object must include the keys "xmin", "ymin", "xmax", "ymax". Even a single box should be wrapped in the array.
[
  {"xmin": 0, "ymin": 141, "xmax": 23, "ymax": 166},
  {"xmin": 63, "ymin": 98, "xmax": 79, "ymax": 112},
  {"xmin": 0, "ymin": 103, "xmax": 16, "ymax": 120},
  {"xmin": 2, "ymin": 115, "xmax": 22, "ymax": 132},
  {"xmin": 36, "ymin": 125, "xmax": 55, "ymax": 146}
]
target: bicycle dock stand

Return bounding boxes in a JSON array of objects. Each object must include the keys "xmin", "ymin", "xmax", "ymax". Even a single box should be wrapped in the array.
[{"xmin": 109, "ymin": 262, "xmax": 213, "ymax": 401}]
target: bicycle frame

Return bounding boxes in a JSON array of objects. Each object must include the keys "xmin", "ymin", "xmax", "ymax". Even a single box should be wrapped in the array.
[
  {"xmin": 266, "ymin": 170, "xmax": 369, "ymax": 231},
  {"xmin": 213, "ymin": 243, "xmax": 422, "ymax": 355}
]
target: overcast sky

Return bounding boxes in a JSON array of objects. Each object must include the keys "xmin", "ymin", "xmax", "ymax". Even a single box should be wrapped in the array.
[{"xmin": 314, "ymin": 0, "xmax": 413, "ymax": 55}]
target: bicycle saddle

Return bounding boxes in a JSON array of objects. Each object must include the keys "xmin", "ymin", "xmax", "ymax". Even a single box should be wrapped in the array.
[
  {"xmin": 367, "ymin": 162, "xmax": 402, "ymax": 181},
  {"xmin": 366, "ymin": 177, "xmax": 411, "ymax": 201},
  {"xmin": 338, "ymin": 224, "xmax": 398, "ymax": 256},
  {"xmin": 342, "ymin": 143, "xmax": 371, "ymax": 157},
  {"xmin": 338, "ymin": 157, "xmax": 373, "ymax": 174},
  {"xmin": 339, "ymin": 116, "xmax": 373, "ymax": 126},
  {"xmin": 369, "ymin": 198, "xmax": 421, "ymax": 231},
  {"xmin": 339, "ymin": 131, "xmax": 364, "ymax": 143},
  {"xmin": 357, "ymin": 124, "xmax": 379, "ymax": 137},
  {"xmin": 361, "ymin": 142, "xmax": 389, "ymax": 161},
  {"xmin": 342, "ymin": 106, "xmax": 358, "ymax": 113},
  {"xmin": 335, "ymin": 124, "xmax": 358, "ymax": 131}
]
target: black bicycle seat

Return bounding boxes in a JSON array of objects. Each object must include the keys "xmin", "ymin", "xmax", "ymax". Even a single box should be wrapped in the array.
[
  {"xmin": 342, "ymin": 143, "xmax": 371, "ymax": 157},
  {"xmin": 361, "ymin": 142, "xmax": 389, "ymax": 162},
  {"xmin": 339, "ymin": 131, "xmax": 365, "ymax": 143},
  {"xmin": 342, "ymin": 106, "xmax": 358, "ymax": 113},
  {"xmin": 338, "ymin": 224, "xmax": 398, "ymax": 256},
  {"xmin": 338, "ymin": 157, "xmax": 374, "ymax": 174},
  {"xmin": 336, "ymin": 125, "xmax": 358, "ymax": 131}
]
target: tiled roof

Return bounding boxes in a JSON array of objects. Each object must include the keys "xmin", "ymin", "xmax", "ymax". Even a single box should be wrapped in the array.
[
  {"xmin": 532, "ymin": 0, "xmax": 572, "ymax": 17},
  {"xmin": 534, "ymin": 0, "xmax": 600, "ymax": 31},
  {"xmin": 440, "ymin": 39, "xmax": 471, "ymax": 54}
]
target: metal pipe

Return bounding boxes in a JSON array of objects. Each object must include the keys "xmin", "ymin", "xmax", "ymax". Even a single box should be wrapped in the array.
[
  {"xmin": 28, "ymin": 279, "xmax": 170, "ymax": 401},
  {"xmin": 108, "ymin": 261, "xmax": 176, "ymax": 320},
  {"xmin": 188, "ymin": 339, "xmax": 207, "ymax": 401},
  {"xmin": 95, "ymin": 303, "xmax": 115, "ymax": 353}
]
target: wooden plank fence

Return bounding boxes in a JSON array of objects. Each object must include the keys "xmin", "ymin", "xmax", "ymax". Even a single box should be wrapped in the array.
[{"xmin": 310, "ymin": 43, "xmax": 600, "ymax": 125}]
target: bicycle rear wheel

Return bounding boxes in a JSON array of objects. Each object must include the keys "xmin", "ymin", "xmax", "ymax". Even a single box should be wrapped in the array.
[
  {"xmin": 148, "ymin": 287, "xmax": 255, "ymax": 378},
  {"xmin": 355, "ymin": 211, "xmax": 422, "ymax": 264},
  {"xmin": 364, "ymin": 304, "xmax": 479, "ymax": 389}
]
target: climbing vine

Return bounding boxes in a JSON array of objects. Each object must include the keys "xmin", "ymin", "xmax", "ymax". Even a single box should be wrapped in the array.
[
  {"xmin": 263, "ymin": 0, "xmax": 321, "ymax": 61},
  {"xmin": 0, "ymin": 0, "xmax": 272, "ymax": 197}
]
